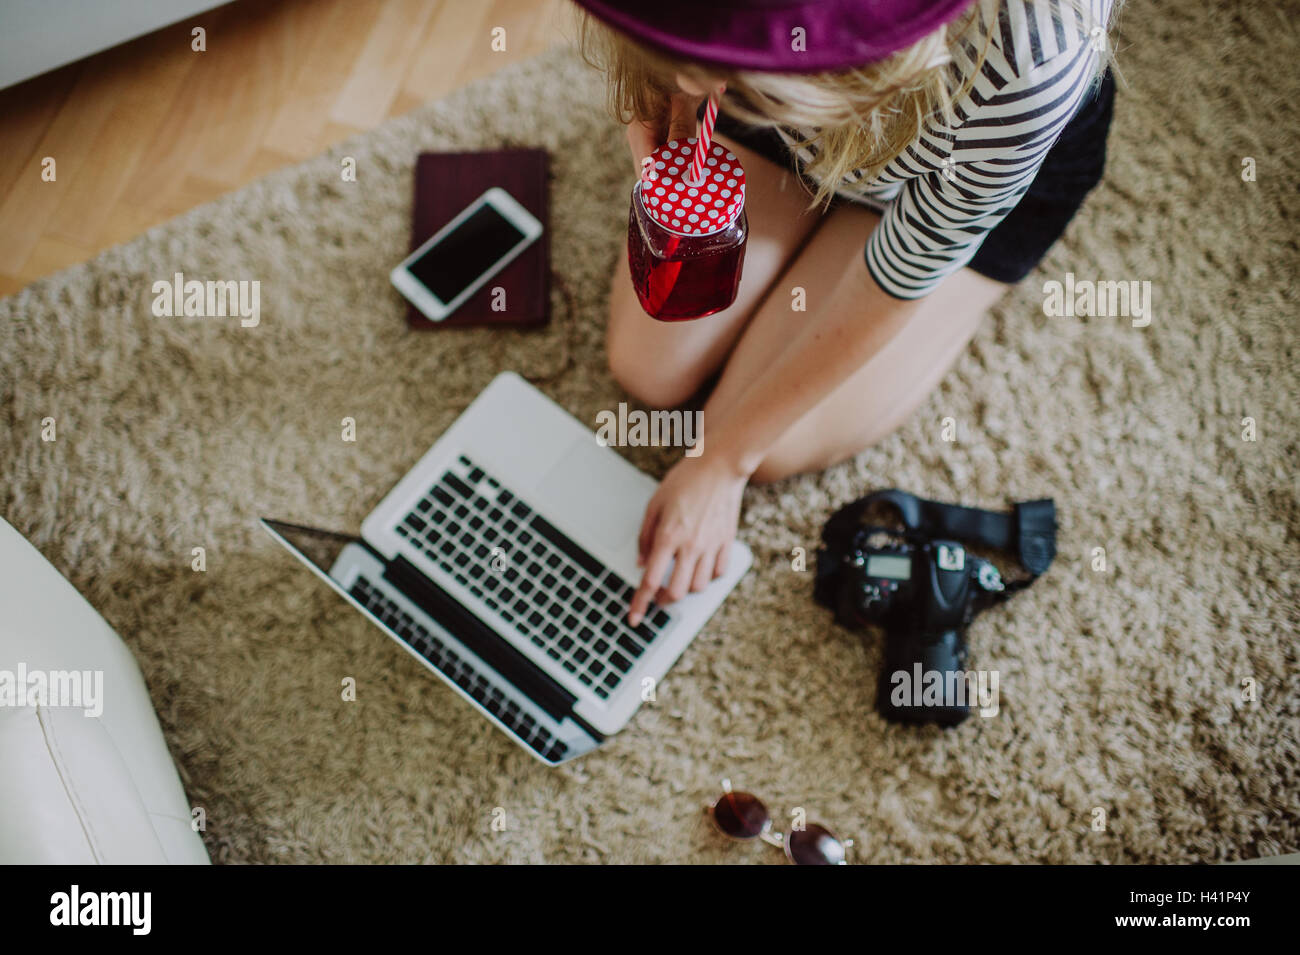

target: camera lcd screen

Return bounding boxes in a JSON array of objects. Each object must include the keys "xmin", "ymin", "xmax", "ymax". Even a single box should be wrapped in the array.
[
  {"xmin": 407, "ymin": 201, "xmax": 526, "ymax": 304},
  {"xmin": 866, "ymin": 554, "xmax": 911, "ymax": 580}
]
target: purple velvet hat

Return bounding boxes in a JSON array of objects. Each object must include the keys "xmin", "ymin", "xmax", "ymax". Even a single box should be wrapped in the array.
[{"xmin": 573, "ymin": 0, "xmax": 976, "ymax": 72}]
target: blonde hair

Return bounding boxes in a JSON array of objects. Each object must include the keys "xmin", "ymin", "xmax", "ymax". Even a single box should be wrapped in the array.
[{"xmin": 578, "ymin": 0, "xmax": 1114, "ymax": 209}]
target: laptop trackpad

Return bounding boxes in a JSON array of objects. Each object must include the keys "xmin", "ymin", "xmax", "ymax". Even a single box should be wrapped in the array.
[{"xmin": 536, "ymin": 438, "xmax": 646, "ymax": 554}]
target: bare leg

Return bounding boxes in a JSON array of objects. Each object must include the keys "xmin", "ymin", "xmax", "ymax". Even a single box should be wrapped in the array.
[
  {"xmin": 606, "ymin": 134, "xmax": 824, "ymax": 408},
  {"xmin": 701, "ymin": 203, "xmax": 1010, "ymax": 483}
]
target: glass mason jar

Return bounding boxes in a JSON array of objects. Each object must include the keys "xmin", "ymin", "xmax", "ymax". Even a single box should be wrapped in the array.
[{"xmin": 626, "ymin": 169, "xmax": 748, "ymax": 322}]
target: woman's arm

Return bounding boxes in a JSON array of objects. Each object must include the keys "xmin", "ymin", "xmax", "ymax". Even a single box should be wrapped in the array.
[
  {"xmin": 708, "ymin": 250, "xmax": 922, "ymax": 477},
  {"xmin": 625, "ymin": 251, "xmax": 922, "ymax": 625}
]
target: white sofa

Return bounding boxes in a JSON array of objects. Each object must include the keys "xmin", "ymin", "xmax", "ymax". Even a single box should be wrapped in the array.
[
  {"xmin": 0, "ymin": 517, "xmax": 209, "ymax": 864},
  {"xmin": 0, "ymin": 0, "xmax": 228, "ymax": 89}
]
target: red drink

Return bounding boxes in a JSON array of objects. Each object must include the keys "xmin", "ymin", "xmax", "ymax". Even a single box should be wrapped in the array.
[{"xmin": 627, "ymin": 138, "xmax": 748, "ymax": 322}]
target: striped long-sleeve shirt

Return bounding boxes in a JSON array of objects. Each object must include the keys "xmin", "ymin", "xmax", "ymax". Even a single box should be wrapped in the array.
[{"xmin": 776, "ymin": 0, "xmax": 1112, "ymax": 299}]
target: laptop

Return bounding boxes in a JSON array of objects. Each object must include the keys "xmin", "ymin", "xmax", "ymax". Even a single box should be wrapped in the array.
[{"xmin": 261, "ymin": 372, "xmax": 752, "ymax": 765}]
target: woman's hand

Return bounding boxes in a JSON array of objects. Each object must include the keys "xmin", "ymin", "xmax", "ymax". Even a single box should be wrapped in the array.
[
  {"xmin": 625, "ymin": 91, "xmax": 703, "ymax": 175},
  {"xmin": 627, "ymin": 452, "xmax": 749, "ymax": 626}
]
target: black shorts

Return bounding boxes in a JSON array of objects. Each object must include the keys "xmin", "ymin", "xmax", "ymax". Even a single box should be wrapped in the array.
[{"xmin": 711, "ymin": 70, "xmax": 1116, "ymax": 285}]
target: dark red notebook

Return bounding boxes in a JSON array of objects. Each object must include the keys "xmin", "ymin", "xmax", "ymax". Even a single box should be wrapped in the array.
[{"xmin": 405, "ymin": 149, "xmax": 551, "ymax": 329}]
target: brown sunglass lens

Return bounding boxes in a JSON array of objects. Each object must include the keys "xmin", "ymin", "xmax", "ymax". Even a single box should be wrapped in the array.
[
  {"xmin": 786, "ymin": 824, "xmax": 845, "ymax": 865},
  {"xmin": 711, "ymin": 790, "xmax": 769, "ymax": 839}
]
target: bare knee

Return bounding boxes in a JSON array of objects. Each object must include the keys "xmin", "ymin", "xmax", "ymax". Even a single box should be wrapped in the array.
[
  {"xmin": 749, "ymin": 433, "xmax": 885, "ymax": 484},
  {"xmin": 750, "ymin": 449, "xmax": 818, "ymax": 484},
  {"xmin": 606, "ymin": 320, "xmax": 707, "ymax": 408},
  {"xmin": 748, "ymin": 457, "xmax": 791, "ymax": 484},
  {"xmin": 606, "ymin": 344, "xmax": 701, "ymax": 408}
]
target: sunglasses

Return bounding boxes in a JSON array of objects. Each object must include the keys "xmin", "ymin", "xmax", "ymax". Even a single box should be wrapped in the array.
[{"xmin": 704, "ymin": 779, "xmax": 852, "ymax": 865}]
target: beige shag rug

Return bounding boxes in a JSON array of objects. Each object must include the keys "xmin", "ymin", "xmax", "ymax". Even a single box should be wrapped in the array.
[{"xmin": 2, "ymin": 0, "xmax": 1297, "ymax": 864}]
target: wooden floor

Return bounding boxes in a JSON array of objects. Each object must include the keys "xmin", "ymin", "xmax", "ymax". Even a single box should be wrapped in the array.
[{"xmin": 0, "ymin": 0, "xmax": 570, "ymax": 297}]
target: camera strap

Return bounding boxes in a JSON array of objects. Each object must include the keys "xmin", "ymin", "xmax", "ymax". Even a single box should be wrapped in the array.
[{"xmin": 820, "ymin": 489, "xmax": 1057, "ymax": 587}]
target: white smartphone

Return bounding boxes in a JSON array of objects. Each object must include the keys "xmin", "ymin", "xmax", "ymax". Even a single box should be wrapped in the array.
[{"xmin": 390, "ymin": 186, "xmax": 544, "ymax": 322}]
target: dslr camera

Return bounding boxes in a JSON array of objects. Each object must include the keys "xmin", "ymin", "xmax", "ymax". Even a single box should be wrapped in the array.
[{"xmin": 815, "ymin": 490, "xmax": 1056, "ymax": 726}]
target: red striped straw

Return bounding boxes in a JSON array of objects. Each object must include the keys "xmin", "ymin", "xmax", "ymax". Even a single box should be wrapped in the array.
[{"xmin": 686, "ymin": 90, "xmax": 721, "ymax": 187}]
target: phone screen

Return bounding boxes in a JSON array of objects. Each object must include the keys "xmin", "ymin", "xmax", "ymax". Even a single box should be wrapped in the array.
[{"xmin": 407, "ymin": 201, "xmax": 527, "ymax": 303}]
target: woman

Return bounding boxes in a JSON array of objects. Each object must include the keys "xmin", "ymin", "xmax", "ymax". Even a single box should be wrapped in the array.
[{"xmin": 574, "ymin": 0, "xmax": 1117, "ymax": 625}]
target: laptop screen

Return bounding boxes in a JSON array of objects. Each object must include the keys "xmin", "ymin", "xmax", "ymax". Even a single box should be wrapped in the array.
[
  {"xmin": 260, "ymin": 517, "xmax": 600, "ymax": 766},
  {"xmin": 261, "ymin": 519, "xmax": 360, "ymax": 580}
]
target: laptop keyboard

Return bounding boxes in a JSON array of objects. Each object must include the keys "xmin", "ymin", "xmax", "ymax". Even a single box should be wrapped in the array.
[
  {"xmin": 348, "ymin": 574, "xmax": 570, "ymax": 763},
  {"xmin": 393, "ymin": 453, "xmax": 674, "ymax": 701}
]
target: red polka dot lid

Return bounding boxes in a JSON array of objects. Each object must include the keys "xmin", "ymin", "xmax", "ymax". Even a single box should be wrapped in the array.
[{"xmin": 638, "ymin": 138, "xmax": 746, "ymax": 236}]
